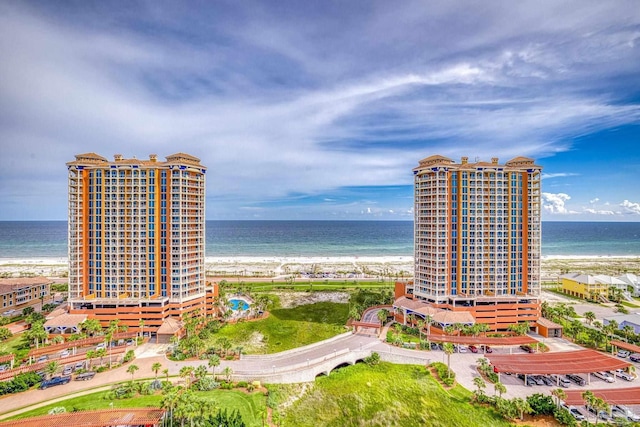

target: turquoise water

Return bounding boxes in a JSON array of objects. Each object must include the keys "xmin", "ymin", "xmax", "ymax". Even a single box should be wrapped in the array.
[
  {"xmin": 229, "ymin": 299, "xmax": 249, "ymax": 311},
  {"xmin": 1, "ymin": 220, "xmax": 640, "ymax": 257}
]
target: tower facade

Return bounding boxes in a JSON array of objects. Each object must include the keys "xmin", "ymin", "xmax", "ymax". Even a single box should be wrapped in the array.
[
  {"xmin": 412, "ymin": 155, "xmax": 542, "ymax": 329},
  {"xmin": 67, "ymin": 153, "xmax": 209, "ymax": 333}
]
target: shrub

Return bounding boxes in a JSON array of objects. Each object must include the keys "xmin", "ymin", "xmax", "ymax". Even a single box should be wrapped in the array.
[
  {"xmin": 123, "ymin": 350, "xmax": 135, "ymax": 363},
  {"xmin": 430, "ymin": 362, "xmax": 455, "ymax": 386},
  {"xmin": 236, "ymin": 381, "xmax": 248, "ymax": 388},
  {"xmin": 364, "ymin": 352, "xmax": 381, "ymax": 366},
  {"xmin": 527, "ymin": 393, "xmax": 555, "ymax": 416},
  {"xmin": 553, "ymin": 407, "xmax": 577, "ymax": 426},
  {"xmin": 0, "ymin": 327, "xmax": 12, "ymax": 341},
  {"xmin": 193, "ymin": 377, "xmax": 220, "ymax": 391}
]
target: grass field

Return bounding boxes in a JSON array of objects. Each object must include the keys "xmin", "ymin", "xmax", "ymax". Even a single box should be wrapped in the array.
[
  {"xmin": 212, "ymin": 301, "xmax": 350, "ymax": 353},
  {"xmin": 222, "ymin": 280, "xmax": 394, "ymax": 292},
  {"xmin": 0, "ymin": 333, "xmax": 29, "ymax": 361},
  {"xmin": 276, "ymin": 362, "xmax": 514, "ymax": 427},
  {"xmin": 10, "ymin": 388, "xmax": 267, "ymax": 426}
]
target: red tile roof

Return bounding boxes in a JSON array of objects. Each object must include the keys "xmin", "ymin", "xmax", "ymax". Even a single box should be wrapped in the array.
[{"xmin": 0, "ymin": 408, "xmax": 165, "ymax": 427}]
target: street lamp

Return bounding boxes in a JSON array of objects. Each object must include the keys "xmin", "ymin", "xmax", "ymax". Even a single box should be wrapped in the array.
[
  {"xmin": 307, "ymin": 358, "xmax": 310, "ymax": 367},
  {"xmin": 272, "ymin": 365, "xmax": 275, "ymax": 374},
  {"xmin": 333, "ymin": 348, "xmax": 337, "ymax": 358}
]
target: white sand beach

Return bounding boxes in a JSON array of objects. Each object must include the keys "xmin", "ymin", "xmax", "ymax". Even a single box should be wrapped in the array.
[{"xmin": 1, "ymin": 255, "xmax": 638, "ymax": 282}]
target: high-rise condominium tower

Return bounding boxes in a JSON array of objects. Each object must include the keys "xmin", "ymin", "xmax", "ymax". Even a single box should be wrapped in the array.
[
  {"xmin": 67, "ymin": 153, "xmax": 209, "ymax": 333},
  {"xmin": 412, "ymin": 155, "xmax": 542, "ymax": 329}
]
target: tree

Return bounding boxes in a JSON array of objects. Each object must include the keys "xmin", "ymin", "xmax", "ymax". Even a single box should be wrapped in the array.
[
  {"xmin": 138, "ymin": 319, "xmax": 145, "ymax": 340},
  {"xmin": 442, "ymin": 342, "xmax": 455, "ymax": 378},
  {"xmin": 162, "ymin": 368, "xmax": 170, "ymax": 383},
  {"xmin": 222, "ymin": 366, "xmax": 233, "ymax": 383},
  {"xmin": 22, "ymin": 306, "xmax": 34, "ymax": 317},
  {"xmin": 86, "ymin": 349, "xmax": 96, "ymax": 369},
  {"xmin": 80, "ymin": 318, "xmax": 102, "ymax": 337},
  {"xmin": 45, "ymin": 361, "xmax": 60, "ymax": 379},
  {"xmin": 194, "ymin": 365, "xmax": 208, "ymax": 380},
  {"xmin": 126, "ymin": 364, "xmax": 139, "ymax": 382},
  {"xmin": 582, "ymin": 390, "xmax": 596, "ymax": 424},
  {"xmin": 179, "ymin": 366, "xmax": 194, "ymax": 388},
  {"xmin": 416, "ymin": 319, "xmax": 426, "ymax": 341},
  {"xmin": 377, "ymin": 309, "xmax": 389, "ymax": 326},
  {"xmin": 584, "ymin": 311, "xmax": 596, "ymax": 326},
  {"xmin": 24, "ymin": 320, "xmax": 48, "ymax": 349},
  {"xmin": 512, "ymin": 397, "xmax": 532, "ymax": 421},
  {"xmin": 494, "ymin": 381, "xmax": 507, "ymax": 398},
  {"xmin": 0, "ymin": 327, "xmax": 12, "ymax": 342},
  {"xmin": 152, "ymin": 362, "xmax": 163, "ymax": 380},
  {"xmin": 473, "ymin": 377, "xmax": 486, "ymax": 399},
  {"xmin": 551, "ymin": 388, "xmax": 567, "ymax": 408},
  {"xmin": 622, "ymin": 324, "xmax": 635, "ymax": 342},
  {"xmin": 208, "ymin": 355, "xmax": 221, "ymax": 378},
  {"xmin": 161, "ymin": 388, "xmax": 179, "ymax": 427}
]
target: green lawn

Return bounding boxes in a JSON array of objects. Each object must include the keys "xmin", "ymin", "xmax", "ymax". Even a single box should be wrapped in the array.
[
  {"xmin": 224, "ymin": 280, "xmax": 394, "ymax": 292},
  {"xmin": 212, "ymin": 302, "xmax": 349, "ymax": 354},
  {"xmin": 10, "ymin": 388, "xmax": 267, "ymax": 427},
  {"xmin": 275, "ymin": 362, "xmax": 514, "ymax": 427},
  {"xmin": 0, "ymin": 333, "xmax": 29, "ymax": 360}
]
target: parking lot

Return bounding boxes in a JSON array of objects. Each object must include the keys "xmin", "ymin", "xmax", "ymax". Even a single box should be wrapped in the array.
[{"xmin": 430, "ymin": 341, "xmax": 640, "ymax": 421}]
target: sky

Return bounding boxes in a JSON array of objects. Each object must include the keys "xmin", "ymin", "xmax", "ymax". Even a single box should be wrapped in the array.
[{"xmin": 1, "ymin": 1, "xmax": 639, "ymax": 221}]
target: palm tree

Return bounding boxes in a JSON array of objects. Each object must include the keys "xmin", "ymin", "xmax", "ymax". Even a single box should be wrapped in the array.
[
  {"xmin": 45, "ymin": 361, "xmax": 60, "ymax": 379},
  {"xmin": 80, "ymin": 318, "xmax": 103, "ymax": 337},
  {"xmin": 416, "ymin": 319, "xmax": 426, "ymax": 341},
  {"xmin": 179, "ymin": 366, "xmax": 194, "ymax": 388},
  {"xmin": 442, "ymin": 342, "xmax": 455, "ymax": 379},
  {"xmin": 235, "ymin": 345, "xmax": 244, "ymax": 359},
  {"xmin": 152, "ymin": 362, "xmax": 163, "ymax": 380},
  {"xmin": 126, "ymin": 364, "xmax": 139, "ymax": 382},
  {"xmin": 208, "ymin": 354, "xmax": 220, "ymax": 378},
  {"xmin": 512, "ymin": 397, "xmax": 532, "ymax": 421},
  {"xmin": 582, "ymin": 390, "xmax": 596, "ymax": 424},
  {"xmin": 162, "ymin": 368, "xmax": 170, "ymax": 383},
  {"xmin": 222, "ymin": 366, "xmax": 233, "ymax": 383},
  {"xmin": 494, "ymin": 381, "xmax": 506, "ymax": 398},
  {"xmin": 377, "ymin": 309, "xmax": 389, "ymax": 326},
  {"xmin": 622, "ymin": 324, "xmax": 635, "ymax": 342},
  {"xmin": 194, "ymin": 365, "xmax": 208, "ymax": 381},
  {"xmin": 86, "ymin": 349, "xmax": 96, "ymax": 369},
  {"xmin": 138, "ymin": 319, "xmax": 145, "ymax": 340},
  {"xmin": 584, "ymin": 311, "xmax": 596, "ymax": 326},
  {"xmin": 161, "ymin": 388, "xmax": 179, "ymax": 427},
  {"xmin": 551, "ymin": 388, "xmax": 566, "ymax": 408},
  {"xmin": 473, "ymin": 377, "xmax": 486, "ymax": 398}
]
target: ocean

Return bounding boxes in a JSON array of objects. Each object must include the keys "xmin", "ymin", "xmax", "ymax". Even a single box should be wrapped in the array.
[{"xmin": 0, "ymin": 221, "xmax": 639, "ymax": 259}]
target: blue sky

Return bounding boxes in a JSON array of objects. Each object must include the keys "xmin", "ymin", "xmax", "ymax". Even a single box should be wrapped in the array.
[{"xmin": 1, "ymin": 1, "xmax": 639, "ymax": 221}]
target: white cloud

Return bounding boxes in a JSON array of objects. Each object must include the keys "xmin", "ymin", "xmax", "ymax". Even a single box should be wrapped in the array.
[
  {"xmin": 620, "ymin": 200, "xmax": 640, "ymax": 215},
  {"xmin": 584, "ymin": 208, "xmax": 615, "ymax": 215},
  {"xmin": 542, "ymin": 192, "xmax": 578, "ymax": 214},
  {"xmin": 589, "ymin": 198, "xmax": 600, "ymax": 204},
  {"xmin": 542, "ymin": 173, "xmax": 580, "ymax": 179}
]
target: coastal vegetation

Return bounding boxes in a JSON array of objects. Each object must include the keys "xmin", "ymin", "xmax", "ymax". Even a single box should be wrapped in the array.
[{"xmin": 270, "ymin": 362, "xmax": 513, "ymax": 427}]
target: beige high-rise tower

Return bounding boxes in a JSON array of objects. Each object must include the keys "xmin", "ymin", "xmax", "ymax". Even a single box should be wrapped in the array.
[
  {"xmin": 66, "ymin": 153, "xmax": 211, "ymax": 335},
  {"xmin": 411, "ymin": 155, "xmax": 542, "ymax": 329}
]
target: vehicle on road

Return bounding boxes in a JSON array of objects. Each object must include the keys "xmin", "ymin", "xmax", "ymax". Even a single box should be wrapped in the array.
[
  {"xmin": 613, "ymin": 404, "xmax": 640, "ymax": 422},
  {"xmin": 39, "ymin": 375, "xmax": 71, "ymax": 389},
  {"xmin": 592, "ymin": 371, "xmax": 614, "ymax": 383},
  {"xmin": 617, "ymin": 350, "xmax": 630, "ymax": 358},
  {"xmin": 75, "ymin": 371, "xmax": 96, "ymax": 381},
  {"xmin": 519, "ymin": 345, "xmax": 535, "ymax": 353},
  {"xmin": 613, "ymin": 369, "xmax": 635, "ymax": 381},
  {"xmin": 565, "ymin": 374, "xmax": 586, "ymax": 386}
]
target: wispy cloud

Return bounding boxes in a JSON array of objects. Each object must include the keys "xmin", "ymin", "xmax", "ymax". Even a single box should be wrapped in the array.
[{"xmin": 0, "ymin": 2, "xmax": 639, "ymax": 219}]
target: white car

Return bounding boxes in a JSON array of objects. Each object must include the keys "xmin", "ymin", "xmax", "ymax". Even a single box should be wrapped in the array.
[
  {"xmin": 617, "ymin": 350, "xmax": 630, "ymax": 358},
  {"xmin": 95, "ymin": 343, "xmax": 106, "ymax": 351},
  {"xmin": 613, "ymin": 369, "xmax": 635, "ymax": 381},
  {"xmin": 59, "ymin": 350, "xmax": 70, "ymax": 358},
  {"xmin": 593, "ymin": 371, "xmax": 615, "ymax": 383},
  {"xmin": 613, "ymin": 405, "xmax": 640, "ymax": 422}
]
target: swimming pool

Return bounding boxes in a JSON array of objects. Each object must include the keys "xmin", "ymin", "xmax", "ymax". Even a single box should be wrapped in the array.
[{"xmin": 228, "ymin": 298, "xmax": 250, "ymax": 311}]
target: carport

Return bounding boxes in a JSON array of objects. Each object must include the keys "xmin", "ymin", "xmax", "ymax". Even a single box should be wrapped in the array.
[
  {"xmin": 610, "ymin": 339, "xmax": 640, "ymax": 354},
  {"xmin": 487, "ymin": 349, "xmax": 632, "ymax": 386},
  {"xmin": 563, "ymin": 388, "xmax": 640, "ymax": 405}
]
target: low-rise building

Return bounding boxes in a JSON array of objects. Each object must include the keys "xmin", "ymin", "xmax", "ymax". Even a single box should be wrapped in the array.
[
  {"xmin": 618, "ymin": 273, "xmax": 640, "ymax": 297},
  {"xmin": 603, "ymin": 313, "xmax": 640, "ymax": 334},
  {"xmin": 560, "ymin": 273, "xmax": 627, "ymax": 300},
  {"xmin": 0, "ymin": 277, "xmax": 52, "ymax": 314}
]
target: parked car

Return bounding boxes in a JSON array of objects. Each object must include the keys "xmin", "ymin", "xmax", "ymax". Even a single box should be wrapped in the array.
[
  {"xmin": 59, "ymin": 349, "xmax": 70, "ymax": 358},
  {"xmin": 550, "ymin": 374, "xmax": 571, "ymax": 387},
  {"xmin": 617, "ymin": 350, "xmax": 631, "ymax": 358},
  {"xmin": 566, "ymin": 374, "xmax": 586, "ymax": 386},
  {"xmin": 517, "ymin": 374, "xmax": 537, "ymax": 386},
  {"xmin": 95, "ymin": 343, "xmax": 106, "ymax": 351},
  {"xmin": 39, "ymin": 375, "xmax": 71, "ymax": 389},
  {"xmin": 0, "ymin": 364, "xmax": 8, "ymax": 372},
  {"xmin": 562, "ymin": 405, "xmax": 585, "ymax": 421},
  {"xmin": 613, "ymin": 404, "xmax": 640, "ymax": 422},
  {"xmin": 430, "ymin": 342, "xmax": 440, "ymax": 351},
  {"xmin": 537, "ymin": 375, "xmax": 554, "ymax": 386},
  {"xmin": 519, "ymin": 345, "xmax": 535, "ymax": 353},
  {"xmin": 74, "ymin": 361, "xmax": 85, "ymax": 370},
  {"xmin": 630, "ymin": 353, "xmax": 640, "ymax": 363},
  {"xmin": 62, "ymin": 365, "xmax": 73, "ymax": 376},
  {"xmin": 586, "ymin": 405, "xmax": 612, "ymax": 422},
  {"xmin": 126, "ymin": 339, "xmax": 135, "ymax": 346},
  {"xmin": 613, "ymin": 369, "xmax": 635, "ymax": 381},
  {"xmin": 75, "ymin": 371, "xmax": 96, "ymax": 381},
  {"xmin": 593, "ymin": 371, "xmax": 615, "ymax": 383},
  {"xmin": 468, "ymin": 345, "xmax": 478, "ymax": 353},
  {"xmin": 36, "ymin": 355, "xmax": 49, "ymax": 363},
  {"xmin": 480, "ymin": 345, "xmax": 492, "ymax": 353},
  {"xmin": 531, "ymin": 375, "xmax": 545, "ymax": 386}
]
